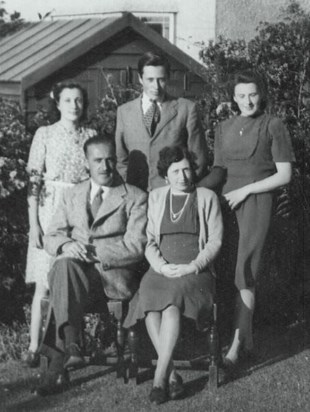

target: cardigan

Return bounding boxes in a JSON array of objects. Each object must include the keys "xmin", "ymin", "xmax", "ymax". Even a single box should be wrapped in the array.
[{"xmin": 145, "ymin": 186, "xmax": 223, "ymax": 274}]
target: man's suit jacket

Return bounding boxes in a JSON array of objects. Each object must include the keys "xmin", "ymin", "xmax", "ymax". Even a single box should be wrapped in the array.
[
  {"xmin": 44, "ymin": 178, "xmax": 148, "ymax": 299},
  {"xmin": 116, "ymin": 96, "xmax": 208, "ymax": 191}
]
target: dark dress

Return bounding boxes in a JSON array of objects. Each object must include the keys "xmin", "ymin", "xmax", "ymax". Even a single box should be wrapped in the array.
[
  {"xmin": 124, "ymin": 190, "xmax": 214, "ymax": 330},
  {"xmin": 214, "ymin": 113, "xmax": 295, "ymax": 289}
]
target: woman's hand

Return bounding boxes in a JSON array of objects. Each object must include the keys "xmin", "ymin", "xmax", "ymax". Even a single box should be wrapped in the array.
[
  {"xmin": 29, "ymin": 222, "xmax": 44, "ymax": 249},
  {"xmin": 161, "ymin": 263, "xmax": 197, "ymax": 278},
  {"xmin": 161, "ymin": 264, "xmax": 180, "ymax": 278},
  {"xmin": 173, "ymin": 263, "xmax": 197, "ymax": 277},
  {"xmin": 224, "ymin": 187, "xmax": 250, "ymax": 210}
]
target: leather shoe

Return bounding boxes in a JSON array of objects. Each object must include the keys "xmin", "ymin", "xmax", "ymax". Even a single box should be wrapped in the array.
[
  {"xmin": 222, "ymin": 356, "xmax": 238, "ymax": 370},
  {"xmin": 23, "ymin": 350, "xmax": 40, "ymax": 368},
  {"xmin": 222, "ymin": 348, "xmax": 256, "ymax": 371},
  {"xmin": 149, "ymin": 386, "xmax": 168, "ymax": 404},
  {"xmin": 239, "ymin": 348, "xmax": 257, "ymax": 363},
  {"xmin": 64, "ymin": 343, "xmax": 85, "ymax": 370},
  {"xmin": 168, "ymin": 373, "xmax": 184, "ymax": 400},
  {"xmin": 34, "ymin": 370, "xmax": 70, "ymax": 396}
]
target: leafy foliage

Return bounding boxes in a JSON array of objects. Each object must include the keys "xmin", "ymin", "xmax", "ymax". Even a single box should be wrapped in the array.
[
  {"xmin": 86, "ymin": 72, "xmax": 141, "ymax": 137},
  {"xmin": 0, "ymin": 99, "xmax": 32, "ymax": 324},
  {"xmin": 0, "ymin": 1, "xmax": 28, "ymax": 39}
]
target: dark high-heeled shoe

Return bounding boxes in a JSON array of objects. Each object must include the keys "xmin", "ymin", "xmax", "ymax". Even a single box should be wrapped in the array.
[
  {"xmin": 34, "ymin": 369, "xmax": 70, "ymax": 396},
  {"xmin": 168, "ymin": 373, "xmax": 184, "ymax": 400},
  {"xmin": 23, "ymin": 350, "xmax": 40, "ymax": 368},
  {"xmin": 149, "ymin": 386, "xmax": 168, "ymax": 404},
  {"xmin": 222, "ymin": 347, "xmax": 256, "ymax": 371}
]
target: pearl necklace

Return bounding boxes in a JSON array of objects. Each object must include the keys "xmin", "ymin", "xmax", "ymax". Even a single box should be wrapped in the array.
[{"xmin": 170, "ymin": 191, "xmax": 190, "ymax": 223}]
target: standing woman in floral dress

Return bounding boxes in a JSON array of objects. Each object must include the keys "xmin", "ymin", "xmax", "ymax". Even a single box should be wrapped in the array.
[{"xmin": 24, "ymin": 82, "xmax": 96, "ymax": 366}]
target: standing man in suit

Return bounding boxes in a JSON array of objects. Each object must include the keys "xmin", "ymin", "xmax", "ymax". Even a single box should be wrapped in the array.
[
  {"xmin": 116, "ymin": 51, "xmax": 208, "ymax": 191},
  {"xmin": 36, "ymin": 135, "xmax": 147, "ymax": 395}
]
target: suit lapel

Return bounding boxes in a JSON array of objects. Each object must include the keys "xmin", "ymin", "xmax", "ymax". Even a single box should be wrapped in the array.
[
  {"xmin": 131, "ymin": 97, "xmax": 150, "ymax": 138},
  {"xmin": 72, "ymin": 180, "xmax": 92, "ymax": 229},
  {"xmin": 92, "ymin": 183, "xmax": 127, "ymax": 225},
  {"xmin": 152, "ymin": 98, "xmax": 178, "ymax": 139}
]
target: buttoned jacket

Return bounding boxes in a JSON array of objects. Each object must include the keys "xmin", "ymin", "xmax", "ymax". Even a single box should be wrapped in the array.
[
  {"xmin": 44, "ymin": 177, "xmax": 148, "ymax": 299},
  {"xmin": 115, "ymin": 95, "xmax": 208, "ymax": 191}
]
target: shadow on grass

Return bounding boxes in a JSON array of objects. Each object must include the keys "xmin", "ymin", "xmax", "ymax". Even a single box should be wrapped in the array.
[
  {"xmin": 5, "ymin": 365, "xmax": 118, "ymax": 412},
  {"xmin": 4, "ymin": 319, "xmax": 310, "ymax": 410},
  {"xmin": 221, "ymin": 319, "xmax": 310, "ymax": 384}
]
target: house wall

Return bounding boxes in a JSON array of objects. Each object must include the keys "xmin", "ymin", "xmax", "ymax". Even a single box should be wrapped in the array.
[{"xmin": 216, "ymin": 0, "xmax": 310, "ymax": 41}]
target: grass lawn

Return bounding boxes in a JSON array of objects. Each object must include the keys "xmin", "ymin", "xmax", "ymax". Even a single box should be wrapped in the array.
[{"xmin": 1, "ymin": 322, "xmax": 310, "ymax": 412}]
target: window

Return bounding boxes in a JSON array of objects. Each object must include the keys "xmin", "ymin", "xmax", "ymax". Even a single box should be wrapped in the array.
[{"xmin": 138, "ymin": 13, "xmax": 175, "ymax": 43}]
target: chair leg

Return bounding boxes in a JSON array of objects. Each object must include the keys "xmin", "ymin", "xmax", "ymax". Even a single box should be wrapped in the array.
[
  {"xmin": 115, "ymin": 319, "xmax": 126, "ymax": 381},
  {"xmin": 39, "ymin": 354, "xmax": 49, "ymax": 373},
  {"xmin": 127, "ymin": 327, "xmax": 139, "ymax": 384},
  {"xmin": 208, "ymin": 304, "xmax": 220, "ymax": 390},
  {"xmin": 208, "ymin": 324, "xmax": 220, "ymax": 390}
]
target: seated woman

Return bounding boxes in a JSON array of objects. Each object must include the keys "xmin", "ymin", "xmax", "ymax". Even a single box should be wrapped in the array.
[{"xmin": 124, "ymin": 145, "xmax": 223, "ymax": 404}]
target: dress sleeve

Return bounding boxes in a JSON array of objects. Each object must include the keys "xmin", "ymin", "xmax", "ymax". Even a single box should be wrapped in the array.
[
  {"xmin": 213, "ymin": 123, "xmax": 225, "ymax": 168},
  {"xmin": 268, "ymin": 118, "xmax": 295, "ymax": 162},
  {"xmin": 27, "ymin": 127, "xmax": 47, "ymax": 175}
]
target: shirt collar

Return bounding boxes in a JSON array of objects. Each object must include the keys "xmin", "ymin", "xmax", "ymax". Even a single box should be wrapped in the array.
[
  {"xmin": 90, "ymin": 180, "xmax": 110, "ymax": 202},
  {"xmin": 141, "ymin": 93, "xmax": 163, "ymax": 114}
]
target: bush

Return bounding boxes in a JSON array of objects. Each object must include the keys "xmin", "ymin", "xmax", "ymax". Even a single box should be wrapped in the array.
[{"xmin": 0, "ymin": 98, "xmax": 32, "ymax": 324}]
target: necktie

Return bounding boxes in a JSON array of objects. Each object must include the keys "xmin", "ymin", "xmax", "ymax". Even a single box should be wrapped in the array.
[
  {"xmin": 144, "ymin": 101, "xmax": 160, "ymax": 136},
  {"xmin": 91, "ymin": 187, "xmax": 103, "ymax": 219}
]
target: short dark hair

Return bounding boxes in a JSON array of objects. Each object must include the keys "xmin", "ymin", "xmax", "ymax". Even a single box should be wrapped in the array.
[
  {"xmin": 83, "ymin": 135, "xmax": 116, "ymax": 157},
  {"xmin": 49, "ymin": 81, "xmax": 89, "ymax": 122},
  {"xmin": 157, "ymin": 145, "xmax": 198, "ymax": 181},
  {"xmin": 138, "ymin": 51, "xmax": 170, "ymax": 77},
  {"xmin": 230, "ymin": 70, "xmax": 268, "ymax": 113}
]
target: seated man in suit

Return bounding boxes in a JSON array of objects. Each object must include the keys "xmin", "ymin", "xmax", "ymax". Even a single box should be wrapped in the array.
[
  {"xmin": 36, "ymin": 135, "xmax": 147, "ymax": 396},
  {"xmin": 116, "ymin": 51, "xmax": 208, "ymax": 191}
]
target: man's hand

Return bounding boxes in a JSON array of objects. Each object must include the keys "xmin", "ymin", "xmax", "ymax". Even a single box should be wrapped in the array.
[{"xmin": 61, "ymin": 241, "xmax": 98, "ymax": 262}]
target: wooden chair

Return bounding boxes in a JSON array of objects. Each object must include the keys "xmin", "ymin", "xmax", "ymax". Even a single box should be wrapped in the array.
[
  {"xmin": 125, "ymin": 304, "xmax": 221, "ymax": 391},
  {"xmin": 39, "ymin": 296, "xmax": 139, "ymax": 383}
]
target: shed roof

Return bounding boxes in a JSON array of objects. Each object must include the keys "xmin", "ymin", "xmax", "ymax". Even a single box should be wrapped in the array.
[{"xmin": 0, "ymin": 13, "xmax": 208, "ymax": 92}]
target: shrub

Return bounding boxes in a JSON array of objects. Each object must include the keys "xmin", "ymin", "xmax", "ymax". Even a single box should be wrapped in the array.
[{"xmin": 0, "ymin": 98, "xmax": 32, "ymax": 324}]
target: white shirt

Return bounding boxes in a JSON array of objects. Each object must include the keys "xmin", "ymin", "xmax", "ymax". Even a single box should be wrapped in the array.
[
  {"xmin": 141, "ymin": 93, "xmax": 163, "ymax": 115},
  {"xmin": 90, "ymin": 180, "xmax": 110, "ymax": 204}
]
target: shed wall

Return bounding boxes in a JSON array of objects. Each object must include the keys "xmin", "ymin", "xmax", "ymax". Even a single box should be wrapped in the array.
[{"xmin": 25, "ymin": 31, "xmax": 209, "ymax": 120}]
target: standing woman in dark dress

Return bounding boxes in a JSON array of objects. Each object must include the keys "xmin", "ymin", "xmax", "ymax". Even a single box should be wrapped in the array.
[
  {"xmin": 213, "ymin": 71, "xmax": 295, "ymax": 366},
  {"xmin": 124, "ymin": 145, "xmax": 223, "ymax": 404}
]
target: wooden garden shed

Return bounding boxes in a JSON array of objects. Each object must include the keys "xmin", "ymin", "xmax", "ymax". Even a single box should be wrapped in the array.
[{"xmin": 0, "ymin": 12, "xmax": 209, "ymax": 122}]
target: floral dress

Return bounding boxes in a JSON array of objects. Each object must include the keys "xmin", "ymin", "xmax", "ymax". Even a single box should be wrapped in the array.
[{"xmin": 25, "ymin": 122, "xmax": 96, "ymax": 288}]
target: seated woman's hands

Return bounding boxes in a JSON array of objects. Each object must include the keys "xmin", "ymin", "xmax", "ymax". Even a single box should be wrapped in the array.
[{"xmin": 161, "ymin": 263, "xmax": 197, "ymax": 278}]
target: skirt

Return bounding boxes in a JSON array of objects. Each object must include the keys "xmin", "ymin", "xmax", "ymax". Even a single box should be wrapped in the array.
[
  {"xmin": 25, "ymin": 180, "xmax": 75, "ymax": 289},
  {"xmin": 124, "ymin": 267, "xmax": 215, "ymax": 331}
]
